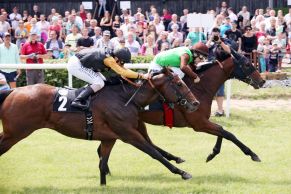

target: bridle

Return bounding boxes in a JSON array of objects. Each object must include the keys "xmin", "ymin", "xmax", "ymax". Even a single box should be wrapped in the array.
[{"xmin": 147, "ymin": 75, "xmax": 193, "ymax": 106}]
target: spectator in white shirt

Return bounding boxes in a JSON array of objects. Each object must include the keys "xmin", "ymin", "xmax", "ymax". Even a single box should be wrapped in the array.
[
  {"xmin": 125, "ymin": 32, "xmax": 140, "ymax": 56},
  {"xmin": 284, "ymin": 8, "xmax": 291, "ymax": 24},
  {"xmin": 151, "ymin": 15, "xmax": 165, "ymax": 35},
  {"xmin": 0, "ymin": 15, "xmax": 11, "ymax": 34},
  {"xmin": 92, "ymin": 27, "xmax": 102, "ymax": 46},
  {"xmin": 237, "ymin": 6, "xmax": 250, "ymax": 28},
  {"xmin": 9, "ymin": 7, "xmax": 22, "ymax": 30},
  {"xmin": 95, "ymin": 30, "xmax": 113, "ymax": 50},
  {"xmin": 227, "ymin": 7, "xmax": 238, "ymax": 22},
  {"xmin": 110, "ymin": 28, "xmax": 124, "ymax": 50}
]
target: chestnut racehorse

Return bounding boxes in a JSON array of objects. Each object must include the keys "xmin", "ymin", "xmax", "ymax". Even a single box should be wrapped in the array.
[
  {"xmin": 0, "ymin": 68, "xmax": 199, "ymax": 185},
  {"xmin": 96, "ymin": 51, "xmax": 266, "ymax": 177}
]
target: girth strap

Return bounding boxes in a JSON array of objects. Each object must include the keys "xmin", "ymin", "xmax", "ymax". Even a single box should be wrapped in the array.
[{"xmin": 84, "ymin": 110, "xmax": 94, "ymax": 140}]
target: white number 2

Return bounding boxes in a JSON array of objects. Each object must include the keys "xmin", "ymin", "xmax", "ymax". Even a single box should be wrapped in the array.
[{"xmin": 58, "ymin": 96, "xmax": 68, "ymax": 111}]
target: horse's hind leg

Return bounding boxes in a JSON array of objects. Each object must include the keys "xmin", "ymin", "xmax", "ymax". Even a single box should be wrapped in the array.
[
  {"xmin": 99, "ymin": 140, "xmax": 116, "ymax": 185},
  {"xmin": 137, "ymin": 121, "xmax": 185, "ymax": 163},
  {"xmin": 0, "ymin": 124, "xmax": 35, "ymax": 156},
  {"xmin": 0, "ymin": 134, "xmax": 19, "ymax": 156}
]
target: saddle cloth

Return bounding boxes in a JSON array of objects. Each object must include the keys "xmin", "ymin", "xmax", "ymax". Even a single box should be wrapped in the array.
[{"xmin": 53, "ymin": 87, "xmax": 85, "ymax": 112}]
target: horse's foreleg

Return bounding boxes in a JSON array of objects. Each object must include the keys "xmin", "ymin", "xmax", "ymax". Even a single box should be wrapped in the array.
[
  {"xmin": 137, "ymin": 121, "xmax": 185, "ymax": 164},
  {"xmin": 219, "ymin": 126, "xmax": 261, "ymax": 162},
  {"xmin": 201, "ymin": 122, "xmax": 261, "ymax": 162},
  {"xmin": 206, "ymin": 137, "xmax": 223, "ymax": 162},
  {"xmin": 123, "ymin": 130, "xmax": 192, "ymax": 180},
  {"xmin": 98, "ymin": 140, "xmax": 116, "ymax": 186}
]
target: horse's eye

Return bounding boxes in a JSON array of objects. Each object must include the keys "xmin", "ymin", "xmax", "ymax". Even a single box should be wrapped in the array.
[{"xmin": 177, "ymin": 82, "xmax": 182, "ymax": 87}]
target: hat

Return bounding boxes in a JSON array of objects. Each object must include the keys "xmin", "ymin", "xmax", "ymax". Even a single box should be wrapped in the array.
[
  {"xmin": 103, "ymin": 30, "xmax": 111, "ymax": 36},
  {"xmin": 4, "ymin": 32, "xmax": 11, "ymax": 37}
]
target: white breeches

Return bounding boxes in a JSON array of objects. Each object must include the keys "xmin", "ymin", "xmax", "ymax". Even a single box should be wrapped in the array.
[
  {"xmin": 67, "ymin": 55, "xmax": 106, "ymax": 92},
  {"xmin": 148, "ymin": 61, "xmax": 185, "ymax": 79}
]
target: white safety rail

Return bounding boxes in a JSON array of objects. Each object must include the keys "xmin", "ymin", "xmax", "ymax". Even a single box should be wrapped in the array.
[{"xmin": 0, "ymin": 63, "xmax": 231, "ymax": 117}]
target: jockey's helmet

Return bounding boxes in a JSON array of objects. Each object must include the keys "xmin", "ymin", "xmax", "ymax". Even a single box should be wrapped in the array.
[
  {"xmin": 191, "ymin": 42, "xmax": 209, "ymax": 57},
  {"xmin": 113, "ymin": 47, "xmax": 131, "ymax": 64}
]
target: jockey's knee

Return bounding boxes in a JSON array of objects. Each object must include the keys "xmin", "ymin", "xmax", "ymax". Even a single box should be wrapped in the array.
[{"xmin": 91, "ymin": 81, "xmax": 104, "ymax": 92}]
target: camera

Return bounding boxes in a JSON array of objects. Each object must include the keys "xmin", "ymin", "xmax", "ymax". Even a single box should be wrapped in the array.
[{"xmin": 213, "ymin": 35, "xmax": 220, "ymax": 42}]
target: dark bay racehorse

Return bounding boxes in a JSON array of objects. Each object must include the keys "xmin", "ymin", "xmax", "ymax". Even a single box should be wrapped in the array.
[
  {"xmin": 96, "ymin": 52, "xmax": 266, "ymax": 176},
  {"xmin": 0, "ymin": 68, "xmax": 199, "ymax": 185}
]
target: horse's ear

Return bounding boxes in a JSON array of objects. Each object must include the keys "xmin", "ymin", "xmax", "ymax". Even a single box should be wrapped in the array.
[{"xmin": 162, "ymin": 66, "xmax": 170, "ymax": 75}]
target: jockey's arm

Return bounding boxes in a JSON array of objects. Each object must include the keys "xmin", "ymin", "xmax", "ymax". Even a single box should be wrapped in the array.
[
  {"xmin": 180, "ymin": 53, "xmax": 198, "ymax": 79},
  {"xmin": 104, "ymin": 57, "xmax": 144, "ymax": 79}
]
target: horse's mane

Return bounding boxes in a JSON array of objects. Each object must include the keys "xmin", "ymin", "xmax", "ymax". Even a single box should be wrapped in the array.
[{"xmin": 194, "ymin": 61, "xmax": 217, "ymax": 74}]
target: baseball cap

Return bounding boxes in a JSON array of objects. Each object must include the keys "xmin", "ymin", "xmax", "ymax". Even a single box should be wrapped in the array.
[{"xmin": 103, "ymin": 30, "xmax": 111, "ymax": 36}]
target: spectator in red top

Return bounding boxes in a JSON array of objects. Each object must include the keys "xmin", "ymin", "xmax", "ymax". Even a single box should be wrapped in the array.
[
  {"xmin": 48, "ymin": 17, "xmax": 62, "ymax": 40},
  {"xmin": 162, "ymin": 8, "xmax": 171, "ymax": 30},
  {"xmin": 77, "ymin": 4, "xmax": 87, "ymax": 22},
  {"xmin": 20, "ymin": 31, "xmax": 49, "ymax": 85}
]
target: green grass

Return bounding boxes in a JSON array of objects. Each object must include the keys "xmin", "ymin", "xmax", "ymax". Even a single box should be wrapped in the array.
[
  {"xmin": 1, "ymin": 109, "xmax": 291, "ymax": 194},
  {"xmin": 230, "ymin": 80, "xmax": 291, "ymax": 100}
]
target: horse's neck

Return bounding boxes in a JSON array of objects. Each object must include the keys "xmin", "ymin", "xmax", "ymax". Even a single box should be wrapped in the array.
[
  {"xmin": 187, "ymin": 63, "xmax": 229, "ymax": 104},
  {"xmin": 133, "ymin": 84, "xmax": 159, "ymax": 107}
]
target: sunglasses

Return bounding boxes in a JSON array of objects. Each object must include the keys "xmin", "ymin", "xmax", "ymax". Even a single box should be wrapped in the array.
[{"xmin": 246, "ymin": 28, "xmax": 252, "ymax": 31}]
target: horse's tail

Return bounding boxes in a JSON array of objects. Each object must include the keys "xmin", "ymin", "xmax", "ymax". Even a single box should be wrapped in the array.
[{"xmin": 0, "ymin": 89, "xmax": 13, "ymax": 107}]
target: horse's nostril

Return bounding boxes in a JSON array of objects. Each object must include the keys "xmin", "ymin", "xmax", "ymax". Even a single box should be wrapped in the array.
[{"xmin": 193, "ymin": 101, "xmax": 200, "ymax": 107}]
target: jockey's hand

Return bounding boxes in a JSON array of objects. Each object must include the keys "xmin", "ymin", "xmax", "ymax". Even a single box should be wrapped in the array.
[
  {"xmin": 194, "ymin": 76, "xmax": 200, "ymax": 83},
  {"xmin": 140, "ymin": 73, "xmax": 150, "ymax": 80}
]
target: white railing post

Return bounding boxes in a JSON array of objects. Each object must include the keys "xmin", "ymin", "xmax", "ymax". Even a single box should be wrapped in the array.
[
  {"xmin": 68, "ymin": 73, "xmax": 73, "ymax": 88},
  {"xmin": 225, "ymin": 80, "xmax": 232, "ymax": 118}
]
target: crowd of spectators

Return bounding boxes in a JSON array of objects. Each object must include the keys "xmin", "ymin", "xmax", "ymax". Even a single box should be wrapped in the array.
[{"xmin": 0, "ymin": 2, "xmax": 290, "ymax": 86}]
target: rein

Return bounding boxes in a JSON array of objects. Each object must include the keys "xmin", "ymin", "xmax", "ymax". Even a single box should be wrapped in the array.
[{"xmin": 124, "ymin": 75, "xmax": 192, "ymax": 107}]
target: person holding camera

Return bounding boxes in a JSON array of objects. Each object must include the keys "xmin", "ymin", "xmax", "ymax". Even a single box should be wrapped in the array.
[
  {"xmin": 21, "ymin": 31, "xmax": 50, "ymax": 85},
  {"xmin": 206, "ymin": 27, "xmax": 231, "ymax": 117}
]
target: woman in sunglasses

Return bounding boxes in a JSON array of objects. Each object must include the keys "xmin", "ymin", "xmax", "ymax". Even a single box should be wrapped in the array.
[{"xmin": 148, "ymin": 42, "xmax": 209, "ymax": 83}]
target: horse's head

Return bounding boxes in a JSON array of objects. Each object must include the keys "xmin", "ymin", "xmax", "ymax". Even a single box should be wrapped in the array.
[
  {"xmin": 216, "ymin": 49, "xmax": 265, "ymax": 89},
  {"xmin": 150, "ymin": 67, "xmax": 200, "ymax": 112}
]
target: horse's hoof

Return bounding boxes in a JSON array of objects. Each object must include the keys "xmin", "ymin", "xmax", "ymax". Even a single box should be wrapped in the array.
[
  {"xmin": 251, "ymin": 154, "xmax": 261, "ymax": 162},
  {"xmin": 206, "ymin": 154, "xmax": 215, "ymax": 163},
  {"xmin": 176, "ymin": 158, "xmax": 185, "ymax": 164},
  {"xmin": 181, "ymin": 172, "xmax": 192, "ymax": 180}
]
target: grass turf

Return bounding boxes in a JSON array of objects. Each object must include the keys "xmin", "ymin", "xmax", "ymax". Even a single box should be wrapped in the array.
[{"xmin": 1, "ymin": 109, "xmax": 291, "ymax": 194}]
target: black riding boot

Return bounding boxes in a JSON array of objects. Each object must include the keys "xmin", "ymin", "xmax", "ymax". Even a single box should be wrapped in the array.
[{"xmin": 71, "ymin": 86, "xmax": 95, "ymax": 109}]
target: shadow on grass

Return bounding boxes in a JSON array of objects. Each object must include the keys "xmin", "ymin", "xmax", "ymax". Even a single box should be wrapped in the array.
[
  {"xmin": 2, "ymin": 173, "xmax": 291, "ymax": 194},
  {"xmin": 0, "ymin": 185, "xmax": 216, "ymax": 194}
]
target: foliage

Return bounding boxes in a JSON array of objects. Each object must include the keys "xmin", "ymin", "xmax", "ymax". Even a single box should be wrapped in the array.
[{"xmin": 1, "ymin": 109, "xmax": 291, "ymax": 193}]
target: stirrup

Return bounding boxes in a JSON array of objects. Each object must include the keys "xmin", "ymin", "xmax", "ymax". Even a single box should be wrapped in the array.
[{"xmin": 71, "ymin": 98, "xmax": 90, "ymax": 110}]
